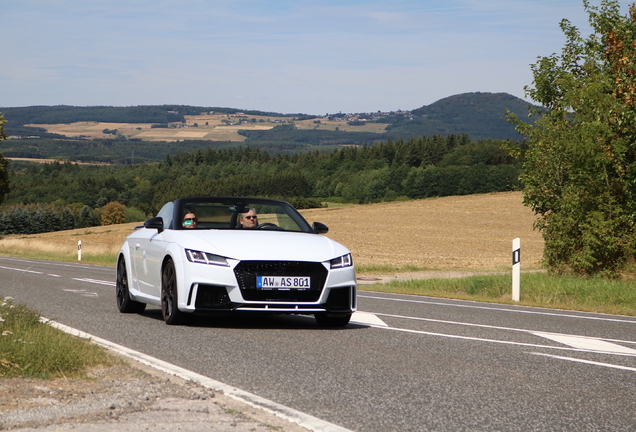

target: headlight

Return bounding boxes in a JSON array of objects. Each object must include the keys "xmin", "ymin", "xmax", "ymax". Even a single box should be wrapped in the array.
[
  {"xmin": 185, "ymin": 249, "xmax": 229, "ymax": 267},
  {"xmin": 330, "ymin": 253, "xmax": 353, "ymax": 269}
]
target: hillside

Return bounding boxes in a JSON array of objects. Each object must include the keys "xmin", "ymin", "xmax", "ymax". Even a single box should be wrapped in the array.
[
  {"xmin": 389, "ymin": 92, "xmax": 536, "ymax": 141},
  {"xmin": 0, "ymin": 93, "xmax": 538, "ymax": 153}
]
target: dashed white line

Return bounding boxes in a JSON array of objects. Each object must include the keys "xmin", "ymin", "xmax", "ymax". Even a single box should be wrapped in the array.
[
  {"xmin": 63, "ymin": 289, "xmax": 99, "ymax": 298},
  {"xmin": 72, "ymin": 278, "xmax": 115, "ymax": 286},
  {"xmin": 0, "ymin": 265, "xmax": 43, "ymax": 274}
]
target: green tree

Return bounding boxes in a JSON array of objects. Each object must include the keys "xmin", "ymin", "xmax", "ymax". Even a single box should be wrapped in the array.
[
  {"xmin": 0, "ymin": 114, "xmax": 10, "ymax": 205},
  {"xmin": 507, "ymin": 1, "xmax": 636, "ymax": 276}
]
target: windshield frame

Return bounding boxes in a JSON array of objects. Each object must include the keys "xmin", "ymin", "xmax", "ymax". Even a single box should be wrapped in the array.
[{"xmin": 164, "ymin": 196, "xmax": 314, "ymax": 233}]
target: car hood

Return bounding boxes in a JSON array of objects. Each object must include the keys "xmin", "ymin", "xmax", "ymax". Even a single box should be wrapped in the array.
[{"xmin": 169, "ymin": 230, "xmax": 350, "ymax": 262}]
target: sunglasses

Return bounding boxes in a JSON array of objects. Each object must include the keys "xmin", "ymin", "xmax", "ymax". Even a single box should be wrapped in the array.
[
  {"xmin": 244, "ymin": 215, "xmax": 257, "ymax": 220},
  {"xmin": 184, "ymin": 218, "xmax": 197, "ymax": 222}
]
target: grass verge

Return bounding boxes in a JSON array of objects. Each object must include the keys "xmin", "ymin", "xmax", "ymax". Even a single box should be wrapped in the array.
[
  {"xmin": 0, "ymin": 297, "xmax": 115, "ymax": 378},
  {"xmin": 363, "ymin": 272, "xmax": 636, "ymax": 317},
  {"xmin": 0, "ymin": 250, "xmax": 117, "ymax": 266},
  {"xmin": 356, "ymin": 264, "xmax": 431, "ymax": 274}
]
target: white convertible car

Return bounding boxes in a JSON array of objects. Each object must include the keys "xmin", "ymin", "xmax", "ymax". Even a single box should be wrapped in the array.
[{"xmin": 116, "ymin": 196, "xmax": 357, "ymax": 326}]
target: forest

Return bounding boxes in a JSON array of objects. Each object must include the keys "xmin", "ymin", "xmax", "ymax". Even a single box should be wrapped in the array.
[{"xmin": 0, "ymin": 134, "xmax": 522, "ymax": 235}]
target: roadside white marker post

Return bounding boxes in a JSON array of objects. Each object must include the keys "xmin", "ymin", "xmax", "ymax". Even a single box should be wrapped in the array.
[
  {"xmin": 512, "ymin": 238, "xmax": 520, "ymax": 301},
  {"xmin": 78, "ymin": 240, "xmax": 82, "ymax": 261}
]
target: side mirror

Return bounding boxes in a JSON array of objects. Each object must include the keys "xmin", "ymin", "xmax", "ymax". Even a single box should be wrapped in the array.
[
  {"xmin": 312, "ymin": 222, "xmax": 329, "ymax": 234},
  {"xmin": 144, "ymin": 217, "xmax": 164, "ymax": 233}
]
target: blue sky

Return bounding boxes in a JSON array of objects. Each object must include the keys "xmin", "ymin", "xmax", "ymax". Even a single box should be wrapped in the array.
[{"xmin": 0, "ymin": 1, "xmax": 614, "ymax": 114}]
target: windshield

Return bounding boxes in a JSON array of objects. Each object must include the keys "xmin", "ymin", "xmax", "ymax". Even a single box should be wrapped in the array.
[{"xmin": 172, "ymin": 197, "xmax": 313, "ymax": 232}]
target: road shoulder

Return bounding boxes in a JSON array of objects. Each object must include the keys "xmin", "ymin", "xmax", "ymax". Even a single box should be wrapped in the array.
[{"xmin": 0, "ymin": 356, "xmax": 311, "ymax": 432}]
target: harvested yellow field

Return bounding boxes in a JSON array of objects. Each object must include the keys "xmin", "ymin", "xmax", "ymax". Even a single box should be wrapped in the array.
[
  {"xmin": 0, "ymin": 223, "xmax": 139, "ymax": 259},
  {"xmin": 301, "ymin": 191, "xmax": 543, "ymax": 271},
  {"xmin": 294, "ymin": 118, "xmax": 390, "ymax": 133},
  {"xmin": 0, "ymin": 192, "xmax": 543, "ymax": 273},
  {"xmin": 25, "ymin": 113, "xmax": 394, "ymax": 142},
  {"xmin": 26, "ymin": 113, "xmax": 284, "ymax": 142},
  {"xmin": 173, "ymin": 131, "xmax": 210, "ymax": 138}
]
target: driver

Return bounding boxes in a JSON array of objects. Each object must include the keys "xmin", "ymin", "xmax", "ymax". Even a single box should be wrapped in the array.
[{"xmin": 239, "ymin": 207, "xmax": 258, "ymax": 229}]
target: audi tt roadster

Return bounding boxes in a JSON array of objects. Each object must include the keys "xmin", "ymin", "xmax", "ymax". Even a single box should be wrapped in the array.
[{"xmin": 116, "ymin": 196, "xmax": 357, "ymax": 326}]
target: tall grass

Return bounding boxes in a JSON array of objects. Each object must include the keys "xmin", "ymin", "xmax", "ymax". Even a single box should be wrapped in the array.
[
  {"xmin": 0, "ymin": 237, "xmax": 118, "ymax": 266},
  {"xmin": 0, "ymin": 297, "xmax": 114, "ymax": 378},
  {"xmin": 365, "ymin": 272, "xmax": 636, "ymax": 316}
]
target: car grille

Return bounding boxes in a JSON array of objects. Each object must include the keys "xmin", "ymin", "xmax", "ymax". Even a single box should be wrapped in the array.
[{"xmin": 234, "ymin": 260, "xmax": 328, "ymax": 302}]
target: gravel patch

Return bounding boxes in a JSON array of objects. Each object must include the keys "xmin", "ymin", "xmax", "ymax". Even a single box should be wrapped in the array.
[{"xmin": 0, "ymin": 359, "xmax": 311, "ymax": 432}]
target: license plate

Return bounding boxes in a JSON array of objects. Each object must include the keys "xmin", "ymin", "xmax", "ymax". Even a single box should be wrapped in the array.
[{"xmin": 256, "ymin": 276, "xmax": 311, "ymax": 289}]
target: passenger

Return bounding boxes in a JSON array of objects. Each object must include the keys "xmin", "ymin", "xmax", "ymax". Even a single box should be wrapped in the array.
[
  {"xmin": 182, "ymin": 211, "xmax": 198, "ymax": 229},
  {"xmin": 239, "ymin": 207, "xmax": 258, "ymax": 229}
]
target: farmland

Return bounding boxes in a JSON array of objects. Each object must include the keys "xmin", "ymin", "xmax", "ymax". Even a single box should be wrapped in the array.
[
  {"xmin": 26, "ymin": 114, "xmax": 391, "ymax": 142},
  {"xmin": 0, "ymin": 191, "xmax": 543, "ymax": 273}
]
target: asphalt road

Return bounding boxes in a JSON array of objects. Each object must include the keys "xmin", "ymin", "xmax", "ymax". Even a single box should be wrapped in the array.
[{"xmin": 2, "ymin": 256, "xmax": 636, "ymax": 431}]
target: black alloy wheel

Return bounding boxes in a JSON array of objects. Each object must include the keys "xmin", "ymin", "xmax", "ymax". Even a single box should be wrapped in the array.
[
  {"xmin": 116, "ymin": 257, "xmax": 146, "ymax": 313},
  {"xmin": 161, "ymin": 259, "xmax": 184, "ymax": 325}
]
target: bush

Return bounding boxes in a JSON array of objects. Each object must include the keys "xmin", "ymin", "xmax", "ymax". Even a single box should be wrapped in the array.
[
  {"xmin": 124, "ymin": 206, "xmax": 147, "ymax": 223},
  {"xmin": 101, "ymin": 202, "xmax": 125, "ymax": 225}
]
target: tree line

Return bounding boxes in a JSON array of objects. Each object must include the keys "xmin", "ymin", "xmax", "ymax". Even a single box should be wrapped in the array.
[{"xmin": 0, "ymin": 134, "xmax": 521, "ymax": 235}]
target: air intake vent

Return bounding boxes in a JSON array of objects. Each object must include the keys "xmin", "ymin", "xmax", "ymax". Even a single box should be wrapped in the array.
[
  {"xmin": 234, "ymin": 261, "xmax": 327, "ymax": 302},
  {"xmin": 195, "ymin": 285, "xmax": 232, "ymax": 309},
  {"xmin": 325, "ymin": 287, "xmax": 353, "ymax": 311}
]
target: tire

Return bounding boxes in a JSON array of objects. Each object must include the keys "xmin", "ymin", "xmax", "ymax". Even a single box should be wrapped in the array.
[
  {"xmin": 161, "ymin": 259, "xmax": 184, "ymax": 325},
  {"xmin": 314, "ymin": 312, "xmax": 352, "ymax": 327},
  {"xmin": 116, "ymin": 257, "xmax": 146, "ymax": 314}
]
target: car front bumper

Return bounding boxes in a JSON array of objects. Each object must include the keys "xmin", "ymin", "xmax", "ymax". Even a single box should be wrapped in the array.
[{"xmin": 178, "ymin": 258, "xmax": 357, "ymax": 314}]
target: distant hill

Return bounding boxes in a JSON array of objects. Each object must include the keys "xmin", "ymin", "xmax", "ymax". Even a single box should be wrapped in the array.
[{"xmin": 384, "ymin": 92, "xmax": 537, "ymax": 141}]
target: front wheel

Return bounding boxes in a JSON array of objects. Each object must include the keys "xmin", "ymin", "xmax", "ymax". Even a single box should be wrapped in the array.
[
  {"xmin": 161, "ymin": 259, "xmax": 184, "ymax": 325},
  {"xmin": 116, "ymin": 257, "xmax": 146, "ymax": 314},
  {"xmin": 314, "ymin": 312, "xmax": 352, "ymax": 327}
]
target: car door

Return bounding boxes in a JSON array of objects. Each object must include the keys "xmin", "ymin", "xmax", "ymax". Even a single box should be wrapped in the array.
[
  {"xmin": 142, "ymin": 230, "xmax": 167, "ymax": 299},
  {"xmin": 134, "ymin": 202, "xmax": 174, "ymax": 299}
]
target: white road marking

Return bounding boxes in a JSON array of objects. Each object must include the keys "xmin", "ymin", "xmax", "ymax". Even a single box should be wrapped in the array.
[
  {"xmin": 63, "ymin": 289, "xmax": 99, "ymax": 298},
  {"xmin": 0, "ymin": 265, "xmax": 43, "ymax": 274},
  {"xmin": 350, "ymin": 311, "xmax": 388, "ymax": 327},
  {"xmin": 532, "ymin": 332, "xmax": 636, "ymax": 355},
  {"xmin": 360, "ymin": 293, "xmax": 636, "ymax": 325},
  {"xmin": 359, "ymin": 313, "xmax": 636, "ymax": 360},
  {"xmin": 42, "ymin": 318, "xmax": 354, "ymax": 432},
  {"xmin": 372, "ymin": 311, "xmax": 636, "ymax": 347},
  {"xmin": 72, "ymin": 278, "xmax": 115, "ymax": 286},
  {"xmin": 362, "ymin": 310, "xmax": 636, "ymax": 370},
  {"xmin": 531, "ymin": 353, "xmax": 636, "ymax": 372}
]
